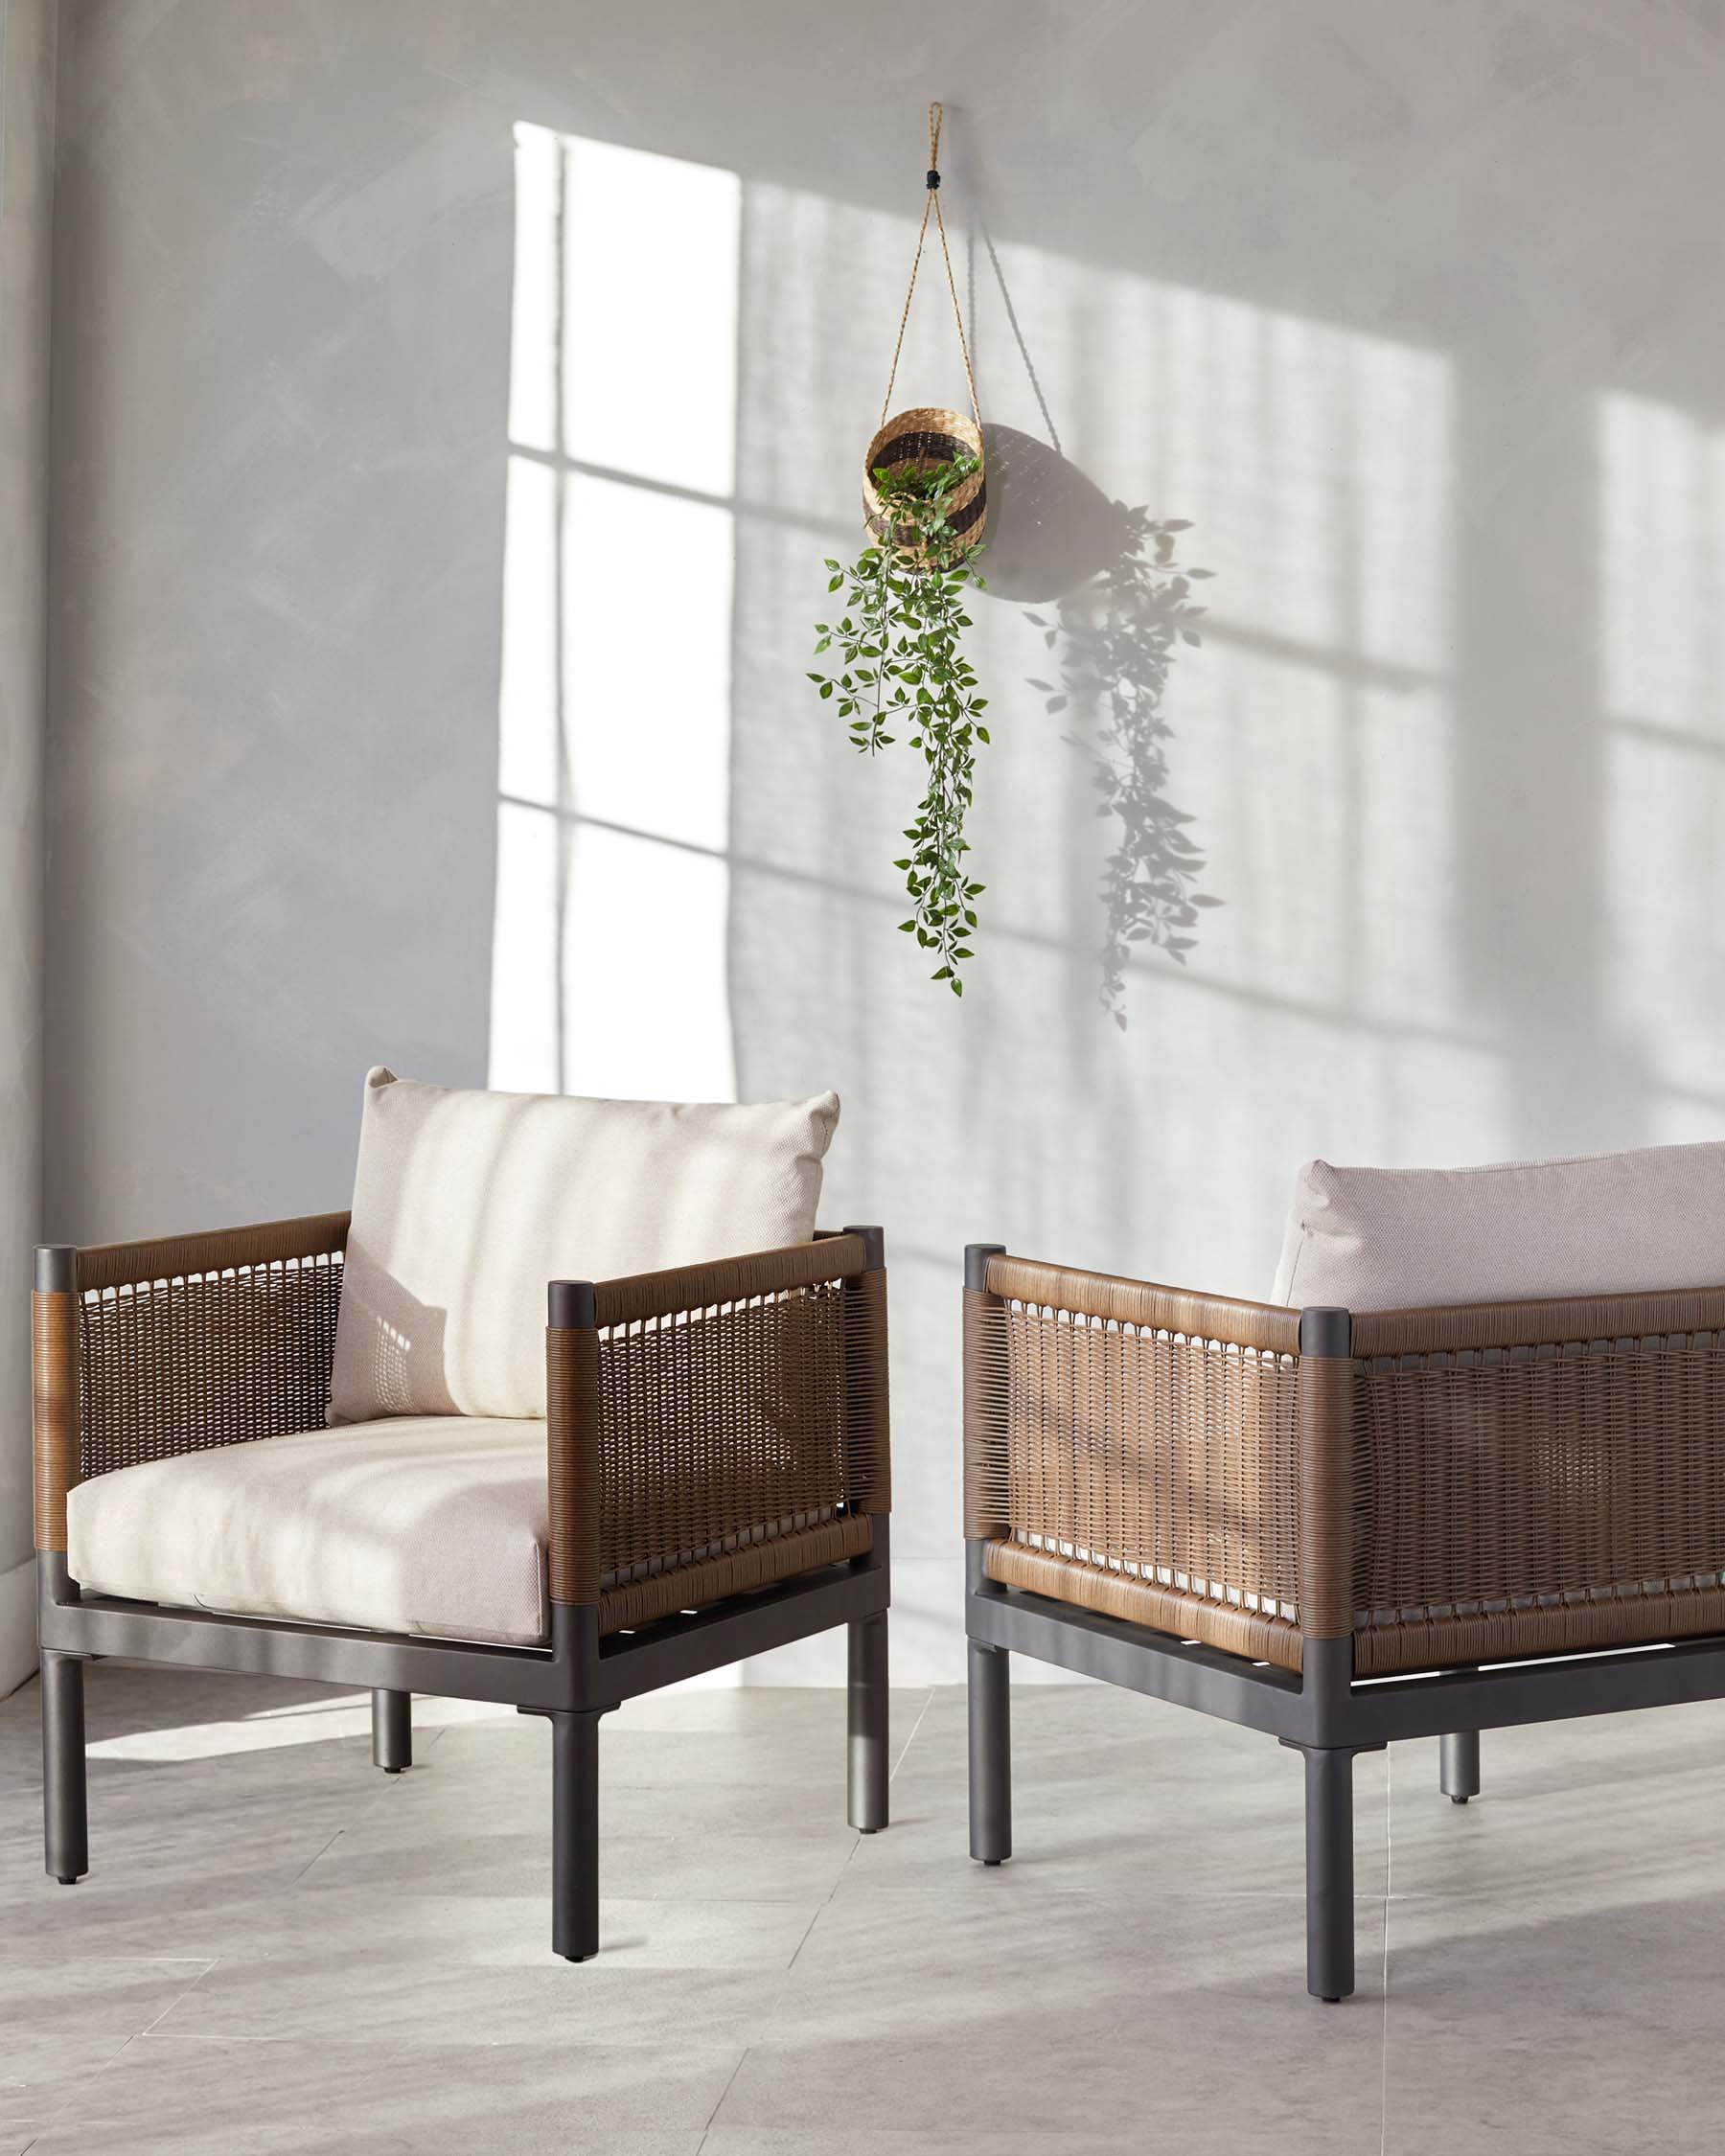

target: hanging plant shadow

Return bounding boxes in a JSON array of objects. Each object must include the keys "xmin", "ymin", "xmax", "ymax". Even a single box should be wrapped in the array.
[
  {"xmin": 986, "ymin": 434, "xmax": 1221, "ymax": 1027},
  {"xmin": 978, "ymin": 423, "xmax": 1129, "ymax": 603}
]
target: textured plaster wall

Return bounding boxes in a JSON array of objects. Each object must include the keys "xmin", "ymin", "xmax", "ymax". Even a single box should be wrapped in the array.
[
  {"xmin": 0, "ymin": 0, "xmax": 55, "ymax": 1690},
  {"xmin": 44, "ymin": 0, "xmax": 1725, "ymax": 1680}
]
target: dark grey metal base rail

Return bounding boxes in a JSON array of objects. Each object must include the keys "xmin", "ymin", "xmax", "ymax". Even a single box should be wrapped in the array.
[
  {"xmin": 968, "ymin": 1542, "xmax": 1725, "ymax": 2003},
  {"xmin": 39, "ymin": 1525, "xmax": 889, "ymax": 1959}
]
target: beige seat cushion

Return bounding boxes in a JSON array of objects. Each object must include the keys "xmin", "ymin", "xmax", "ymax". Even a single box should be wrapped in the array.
[
  {"xmin": 1271, "ymin": 1140, "xmax": 1725, "ymax": 1313},
  {"xmin": 329, "ymin": 1067, "xmax": 840, "ymax": 1422},
  {"xmin": 67, "ymin": 1418, "xmax": 552, "ymax": 1647}
]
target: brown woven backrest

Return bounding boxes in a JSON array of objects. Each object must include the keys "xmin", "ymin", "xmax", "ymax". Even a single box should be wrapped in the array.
[
  {"xmin": 1351, "ymin": 1290, "xmax": 1725, "ymax": 1671},
  {"xmin": 966, "ymin": 1255, "xmax": 1303, "ymax": 1653},
  {"xmin": 76, "ymin": 1216, "xmax": 349, "ymax": 1480}
]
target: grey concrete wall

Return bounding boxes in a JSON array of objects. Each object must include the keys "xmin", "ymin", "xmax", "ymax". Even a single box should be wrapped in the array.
[
  {"xmin": 44, "ymin": 0, "xmax": 1725, "ymax": 1680},
  {"xmin": 0, "ymin": 0, "xmax": 55, "ymax": 1692}
]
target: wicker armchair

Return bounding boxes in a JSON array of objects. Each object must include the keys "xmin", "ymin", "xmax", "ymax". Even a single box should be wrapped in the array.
[
  {"xmin": 962, "ymin": 1244, "xmax": 1725, "ymax": 2000},
  {"xmin": 34, "ymin": 1214, "xmax": 890, "ymax": 1960}
]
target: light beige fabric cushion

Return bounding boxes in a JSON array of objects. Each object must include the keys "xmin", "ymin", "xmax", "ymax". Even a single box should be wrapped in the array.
[
  {"xmin": 67, "ymin": 1418, "xmax": 552, "ymax": 1647},
  {"xmin": 329, "ymin": 1067, "xmax": 840, "ymax": 1422},
  {"xmin": 1271, "ymin": 1140, "xmax": 1725, "ymax": 1313}
]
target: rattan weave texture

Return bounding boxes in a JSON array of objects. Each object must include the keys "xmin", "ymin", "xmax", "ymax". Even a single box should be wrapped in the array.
[
  {"xmin": 78, "ymin": 1225, "xmax": 347, "ymax": 1485},
  {"xmin": 1353, "ymin": 1300, "xmax": 1725, "ymax": 1672},
  {"xmin": 550, "ymin": 1236, "xmax": 889, "ymax": 1631},
  {"xmin": 964, "ymin": 1264, "xmax": 1304, "ymax": 1668},
  {"xmin": 967, "ymin": 1253, "xmax": 1725, "ymax": 1679},
  {"xmin": 37, "ymin": 1217, "xmax": 886, "ymax": 1641}
]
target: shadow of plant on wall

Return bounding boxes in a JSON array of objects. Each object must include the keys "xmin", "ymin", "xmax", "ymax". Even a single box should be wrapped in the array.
[
  {"xmin": 1031, "ymin": 506, "xmax": 1220, "ymax": 1026},
  {"xmin": 982, "ymin": 420, "xmax": 1219, "ymax": 1027}
]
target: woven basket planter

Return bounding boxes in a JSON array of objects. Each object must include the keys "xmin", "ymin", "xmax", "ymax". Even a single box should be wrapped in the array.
[{"xmin": 862, "ymin": 406, "xmax": 986, "ymax": 558}]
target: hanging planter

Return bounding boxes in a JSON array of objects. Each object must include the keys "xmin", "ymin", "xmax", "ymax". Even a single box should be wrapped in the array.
[
  {"xmin": 862, "ymin": 405, "xmax": 986, "ymax": 556},
  {"xmin": 811, "ymin": 103, "xmax": 992, "ymax": 999}
]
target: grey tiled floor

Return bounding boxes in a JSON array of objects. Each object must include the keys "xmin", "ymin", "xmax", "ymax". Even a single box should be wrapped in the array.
[{"xmin": 2, "ymin": 1663, "xmax": 1723, "ymax": 2151}]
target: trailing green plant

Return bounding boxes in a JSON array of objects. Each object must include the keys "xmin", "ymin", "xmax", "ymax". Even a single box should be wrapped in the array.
[{"xmin": 810, "ymin": 456, "xmax": 989, "ymax": 998}]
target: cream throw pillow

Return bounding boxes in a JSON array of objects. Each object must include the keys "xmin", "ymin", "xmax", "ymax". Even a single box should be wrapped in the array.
[
  {"xmin": 1271, "ymin": 1141, "xmax": 1725, "ymax": 1313},
  {"xmin": 329, "ymin": 1068, "xmax": 840, "ymax": 1421}
]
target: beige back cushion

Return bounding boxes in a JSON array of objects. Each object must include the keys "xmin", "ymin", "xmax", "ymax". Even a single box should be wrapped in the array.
[
  {"xmin": 330, "ymin": 1067, "xmax": 840, "ymax": 1421},
  {"xmin": 1271, "ymin": 1141, "xmax": 1725, "ymax": 1313}
]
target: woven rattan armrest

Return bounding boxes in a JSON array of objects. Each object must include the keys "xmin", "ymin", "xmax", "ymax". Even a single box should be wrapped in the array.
[
  {"xmin": 547, "ymin": 1232, "xmax": 889, "ymax": 1632},
  {"xmin": 33, "ymin": 1212, "xmax": 351, "ymax": 1552},
  {"xmin": 962, "ymin": 1249, "xmax": 1338, "ymax": 1673}
]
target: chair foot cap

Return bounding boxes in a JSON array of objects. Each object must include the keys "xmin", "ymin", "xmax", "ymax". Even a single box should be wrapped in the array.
[
  {"xmin": 382, "ymin": 1765, "xmax": 404, "ymax": 1776},
  {"xmin": 1449, "ymin": 1794, "xmax": 1469, "ymax": 1805},
  {"xmin": 982, "ymin": 1857, "xmax": 1004, "ymax": 1868},
  {"xmin": 857, "ymin": 1824, "xmax": 882, "ymax": 1835},
  {"xmin": 1321, "ymin": 1995, "xmax": 1342, "ymax": 2005},
  {"xmin": 560, "ymin": 1951, "xmax": 593, "ymax": 1962}
]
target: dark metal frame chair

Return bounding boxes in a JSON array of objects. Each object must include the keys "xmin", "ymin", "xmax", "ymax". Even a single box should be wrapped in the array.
[
  {"xmin": 34, "ymin": 1215, "xmax": 891, "ymax": 1960},
  {"xmin": 961, "ymin": 1242, "xmax": 1725, "ymax": 2000}
]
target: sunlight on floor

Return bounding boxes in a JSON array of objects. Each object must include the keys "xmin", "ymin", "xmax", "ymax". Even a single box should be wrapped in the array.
[{"xmin": 84, "ymin": 1691, "xmax": 517, "ymax": 1764}]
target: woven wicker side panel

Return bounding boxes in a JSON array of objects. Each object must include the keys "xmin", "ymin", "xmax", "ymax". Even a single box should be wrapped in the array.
[
  {"xmin": 79, "ymin": 1255, "xmax": 343, "ymax": 1480},
  {"xmin": 971, "ymin": 1298, "xmax": 1302, "ymax": 1636},
  {"xmin": 1355, "ymin": 1333, "xmax": 1725, "ymax": 1672},
  {"xmin": 596, "ymin": 1282, "xmax": 853, "ymax": 1594}
]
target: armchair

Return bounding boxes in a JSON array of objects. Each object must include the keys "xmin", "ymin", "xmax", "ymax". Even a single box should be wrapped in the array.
[
  {"xmin": 962, "ymin": 1242, "xmax": 1725, "ymax": 2001},
  {"xmin": 34, "ymin": 1212, "xmax": 890, "ymax": 1961}
]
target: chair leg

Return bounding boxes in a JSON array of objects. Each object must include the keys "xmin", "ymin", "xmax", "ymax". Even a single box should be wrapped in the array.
[
  {"xmin": 371, "ymin": 1688, "xmax": 412, "ymax": 1774},
  {"xmin": 41, "ymin": 1651, "xmax": 89, "ymax": 1886},
  {"xmin": 847, "ymin": 1611, "xmax": 889, "ymax": 1832},
  {"xmin": 967, "ymin": 1638, "xmax": 1012, "ymax": 1865},
  {"xmin": 1302, "ymin": 1745, "xmax": 1355, "ymax": 2002},
  {"xmin": 1440, "ymin": 1731, "xmax": 1480, "ymax": 1804},
  {"xmin": 551, "ymin": 1709, "xmax": 602, "ymax": 1962}
]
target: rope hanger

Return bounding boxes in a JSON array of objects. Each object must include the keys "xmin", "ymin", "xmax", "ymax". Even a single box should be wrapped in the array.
[{"xmin": 879, "ymin": 102, "xmax": 982, "ymax": 432}]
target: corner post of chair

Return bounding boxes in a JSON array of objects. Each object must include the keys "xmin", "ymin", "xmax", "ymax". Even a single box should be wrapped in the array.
[
  {"xmin": 1296, "ymin": 1302, "xmax": 1357, "ymax": 2001},
  {"xmin": 34, "ymin": 1247, "xmax": 88, "ymax": 1888},
  {"xmin": 840, "ymin": 1227, "xmax": 890, "ymax": 1832},
  {"xmin": 1297, "ymin": 1304, "xmax": 1355, "ymax": 1726},
  {"xmin": 546, "ymin": 1277, "xmax": 604, "ymax": 1959},
  {"xmin": 546, "ymin": 1279, "xmax": 602, "ymax": 1625},
  {"xmin": 963, "ymin": 1243, "xmax": 1012, "ymax": 1865},
  {"xmin": 33, "ymin": 1246, "xmax": 80, "ymax": 1566},
  {"xmin": 839, "ymin": 1226, "xmax": 890, "ymax": 1522}
]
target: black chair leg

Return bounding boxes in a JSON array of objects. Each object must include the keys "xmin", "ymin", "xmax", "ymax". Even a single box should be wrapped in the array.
[
  {"xmin": 1440, "ymin": 1730, "xmax": 1480, "ymax": 1804},
  {"xmin": 371, "ymin": 1688, "xmax": 412, "ymax": 1773},
  {"xmin": 551, "ymin": 1709, "xmax": 603, "ymax": 1961},
  {"xmin": 847, "ymin": 1611, "xmax": 889, "ymax": 1831},
  {"xmin": 967, "ymin": 1638, "xmax": 1012, "ymax": 1865},
  {"xmin": 42, "ymin": 1650, "xmax": 88, "ymax": 1885},
  {"xmin": 1301, "ymin": 1744, "xmax": 1356, "ymax": 2001}
]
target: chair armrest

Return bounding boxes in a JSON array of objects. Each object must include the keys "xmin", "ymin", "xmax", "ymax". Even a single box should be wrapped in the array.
[
  {"xmin": 32, "ymin": 1212, "xmax": 350, "ymax": 1551},
  {"xmin": 962, "ymin": 1248, "xmax": 1323, "ymax": 1669},
  {"xmin": 546, "ymin": 1230, "xmax": 889, "ymax": 1626}
]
